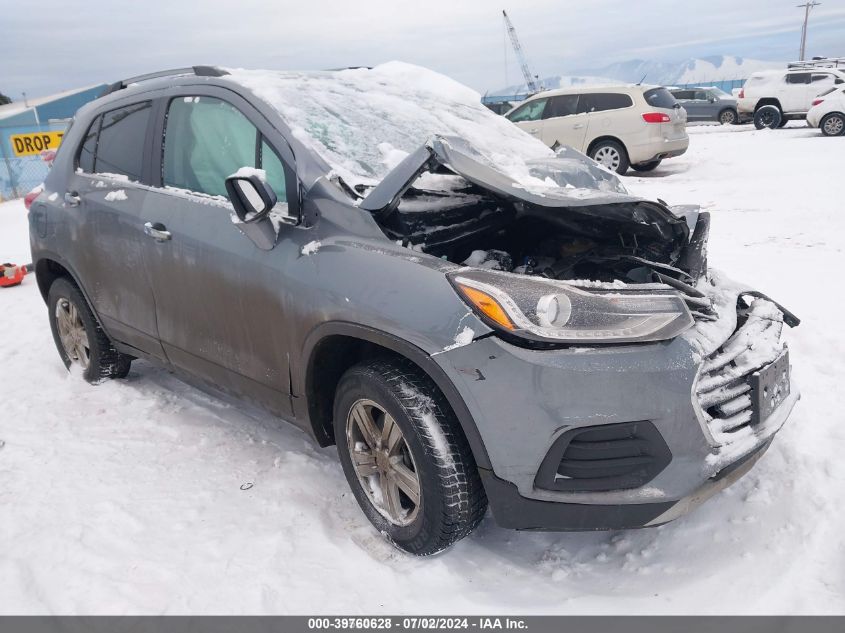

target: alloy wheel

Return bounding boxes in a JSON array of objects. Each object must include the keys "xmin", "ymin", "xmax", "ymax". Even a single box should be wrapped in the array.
[
  {"xmin": 346, "ymin": 399, "xmax": 421, "ymax": 526},
  {"xmin": 823, "ymin": 115, "xmax": 844, "ymax": 136},
  {"xmin": 56, "ymin": 297, "xmax": 90, "ymax": 369},
  {"xmin": 593, "ymin": 146, "xmax": 621, "ymax": 171},
  {"xmin": 720, "ymin": 110, "xmax": 736, "ymax": 125}
]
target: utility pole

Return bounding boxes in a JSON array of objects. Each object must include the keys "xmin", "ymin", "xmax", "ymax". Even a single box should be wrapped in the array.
[{"xmin": 797, "ymin": 2, "xmax": 821, "ymax": 61}]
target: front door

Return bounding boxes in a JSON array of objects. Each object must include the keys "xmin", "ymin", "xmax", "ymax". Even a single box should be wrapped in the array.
[
  {"xmin": 140, "ymin": 93, "xmax": 299, "ymax": 418},
  {"xmin": 506, "ymin": 97, "xmax": 549, "ymax": 142}
]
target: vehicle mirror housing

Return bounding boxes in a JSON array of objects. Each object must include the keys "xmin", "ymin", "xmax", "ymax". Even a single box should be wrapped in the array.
[
  {"xmin": 225, "ymin": 173, "xmax": 277, "ymax": 223},
  {"xmin": 225, "ymin": 172, "xmax": 279, "ymax": 251}
]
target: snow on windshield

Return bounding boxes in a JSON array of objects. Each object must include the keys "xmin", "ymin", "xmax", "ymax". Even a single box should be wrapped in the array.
[{"xmin": 226, "ymin": 62, "xmax": 555, "ymax": 190}]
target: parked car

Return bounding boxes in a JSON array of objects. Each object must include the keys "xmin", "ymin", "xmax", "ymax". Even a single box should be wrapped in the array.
[
  {"xmin": 669, "ymin": 86, "xmax": 740, "ymax": 124},
  {"xmin": 806, "ymin": 86, "xmax": 845, "ymax": 136},
  {"xmin": 737, "ymin": 68, "xmax": 845, "ymax": 129},
  {"xmin": 504, "ymin": 85, "xmax": 688, "ymax": 174},
  {"xmin": 29, "ymin": 64, "xmax": 799, "ymax": 555}
]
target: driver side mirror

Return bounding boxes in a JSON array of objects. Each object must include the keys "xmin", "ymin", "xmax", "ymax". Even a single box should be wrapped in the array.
[{"xmin": 225, "ymin": 172, "xmax": 278, "ymax": 251}]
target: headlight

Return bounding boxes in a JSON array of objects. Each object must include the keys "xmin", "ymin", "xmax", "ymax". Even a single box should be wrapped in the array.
[{"xmin": 449, "ymin": 269, "xmax": 693, "ymax": 344}]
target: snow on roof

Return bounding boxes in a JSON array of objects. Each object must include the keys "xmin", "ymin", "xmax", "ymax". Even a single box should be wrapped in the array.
[{"xmin": 226, "ymin": 62, "xmax": 556, "ymax": 190}]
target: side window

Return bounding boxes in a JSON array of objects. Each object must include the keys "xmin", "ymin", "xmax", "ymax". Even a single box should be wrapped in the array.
[
  {"xmin": 260, "ymin": 139, "xmax": 287, "ymax": 204},
  {"xmin": 162, "ymin": 96, "xmax": 289, "ymax": 203},
  {"xmin": 590, "ymin": 93, "xmax": 634, "ymax": 112},
  {"xmin": 94, "ymin": 102, "xmax": 152, "ymax": 180},
  {"xmin": 672, "ymin": 90, "xmax": 691, "ymax": 100},
  {"xmin": 77, "ymin": 115, "xmax": 101, "ymax": 173},
  {"xmin": 693, "ymin": 90, "xmax": 709, "ymax": 101},
  {"xmin": 577, "ymin": 94, "xmax": 595, "ymax": 114},
  {"xmin": 544, "ymin": 95, "xmax": 579, "ymax": 119},
  {"xmin": 786, "ymin": 73, "xmax": 811, "ymax": 84},
  {"xmin": 506, "ymin": 98, "xmax": 548, "ymax": 122},
  {"xmin": 163, "ymin": 97, "xmax": 257, "ymax": 198},
  {"xmin": 811, "ymin": 74, "xmax": 834, "ymax": 85}
]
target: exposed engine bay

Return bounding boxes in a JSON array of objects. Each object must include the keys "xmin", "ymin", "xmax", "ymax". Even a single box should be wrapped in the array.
[{"xmin": 359, "ymin": 136, "xmax": 709, "ymax": 291}]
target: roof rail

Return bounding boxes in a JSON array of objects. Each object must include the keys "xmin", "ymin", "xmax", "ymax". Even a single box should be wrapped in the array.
[
  {"xmin": 787, "ymin": 57, "xmax": 845, "ymax": 70},
  {"xmin": 102, "ymin": 66, "xmax": 229, "ymax": 96}
]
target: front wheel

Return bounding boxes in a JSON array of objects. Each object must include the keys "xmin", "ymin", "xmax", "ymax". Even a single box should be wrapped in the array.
[
  {"xmin": 820, "ymin": 112, "xmax": 845, "ymax": 136},
  {"xmin": 754, "ymin": 105, "xmax": 782, "ymax": 130},
  {"xmin": 334, "ymin": 358, "xmax": 487, "ymax": 555},
  {"xmin": 48, "ymin": 277, "xmax": 132, "ymax": 383},
  {"xmin": 718, "ymin": 109, "xmax": 737, "ymax": 125},
  {"xmin": 631, "ymin": 159, "xmax": 662, "ymax": 172},
  {"xmin": 588, "ymin": 140, "xmax": 630, "ymax": 174}
]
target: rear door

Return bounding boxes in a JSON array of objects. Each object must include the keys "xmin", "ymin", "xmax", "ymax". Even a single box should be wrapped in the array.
[
  {"xmin": 642, "ymin": 87, "xmax": 687, "ymax": 139},
  {"xmin": 540, "ymin": 94, "xmax": 588, "ymax": 149},
  {"xmin": 140, "ymin": 90, "xmax": 300, "ymax": 418},
  {"xmin": 783, "ymin": 73, "xmax": 811, "ymax": 112},
  {"xmin": 67, "ymin": 101, "xmax": 165, "ymax": 359},
  {"xmin": 582, "ymin": 92, "xmax": 639, "ymax": 142},
  {"xmin": 505, "ymin": 97, "xmax": 549, "ymax": 140}
]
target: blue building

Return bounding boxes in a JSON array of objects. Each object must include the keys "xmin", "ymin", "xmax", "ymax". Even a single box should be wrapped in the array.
[{"xmin": 1, "ymin": 83, "xmax": 107, "ymax": 200}]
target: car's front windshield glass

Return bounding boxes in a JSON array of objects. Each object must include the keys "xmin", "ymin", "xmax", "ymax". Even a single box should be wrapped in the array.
[{"xmin": 227, "ymin": 63, "xmax": 555, "ymax": 190}]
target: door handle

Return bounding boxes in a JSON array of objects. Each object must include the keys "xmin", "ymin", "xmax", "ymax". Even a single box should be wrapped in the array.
[
  {"xmin": 144, "ymin": 221, "xmax": 172, "ymax": 242},
  {"xmin": 528, "ymin": 128, "xmax": 539, "ymax": 134},
  {"xmin": 64, "ymin": 192, "xmax": 80, "ymax": 207},
  {"xmin": 573, "ymin": 123, "xmax": 584, "ymax": 129}
]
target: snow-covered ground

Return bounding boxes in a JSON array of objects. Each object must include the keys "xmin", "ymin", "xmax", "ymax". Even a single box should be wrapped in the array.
[{"xmin": 1, "ymin": 123, "xmax": 843, "ymax": 615}]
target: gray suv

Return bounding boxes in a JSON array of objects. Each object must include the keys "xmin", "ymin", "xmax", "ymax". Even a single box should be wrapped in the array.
[
  {"xmin": 670, "ymin": 86, "xmax": 740, "ymax": 124},
  {"xmin": 29, "ymin": 64, "xmax": 799, "ymax": 555}
]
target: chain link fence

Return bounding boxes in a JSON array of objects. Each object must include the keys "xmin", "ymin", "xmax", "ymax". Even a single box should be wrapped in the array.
[{"xmin": 1, "ymin": 122, "xmax": 68, "ymax": 201}]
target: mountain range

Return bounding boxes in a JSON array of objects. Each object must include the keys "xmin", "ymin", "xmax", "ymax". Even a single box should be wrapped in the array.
[{"xmin": 488, "ymin": 55, "xmax": 784, "ymax": 97}]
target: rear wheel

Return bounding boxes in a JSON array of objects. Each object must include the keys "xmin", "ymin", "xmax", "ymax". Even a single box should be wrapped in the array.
[
  {"xmin": 48, "ymin": 277, "xmax": 132, "ymax": 383},
  {"xmin": 754, "ymin": 105, "xmax": 782, "ymax": 130},
  {"xmin": 718, "ymin": 108, "xmax": 737, "ymax": 125},
  {"xmin": 588, "ymin": 140, "xmax": 630, "ymax": 174},
  {"xmin": 631, "ymin": 159, "xmax": 662, "ymax": 172},
  {"xmin": 334, "ymin": 358, "xmax": 487, "ymax": 555},
  {"xmin": 820, "ymin": 112, "xmax": 845, "ymax": 136}
]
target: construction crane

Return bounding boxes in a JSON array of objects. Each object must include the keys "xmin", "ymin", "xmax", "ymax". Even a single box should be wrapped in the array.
[{"xmin": 502, "ymin": 10, "xmax": 539, "ymax": 93}]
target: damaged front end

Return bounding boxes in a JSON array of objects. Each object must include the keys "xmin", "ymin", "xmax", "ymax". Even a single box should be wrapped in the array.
[{"xmin": 359, "ymin": 136, "xmax": 709, "ymax": 294}]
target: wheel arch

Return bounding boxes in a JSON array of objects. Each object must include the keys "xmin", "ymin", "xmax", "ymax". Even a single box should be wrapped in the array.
[
  {"xmin": 586, "ymin": 135, "xmax": 629, "ymax": 158},
  {"xmin": 754, "ymin": 98, "xmax": 782, "ymax": 112},
  {"xmin": 298, "ymin": 322, "xmax": 493, "ymax": 470}
]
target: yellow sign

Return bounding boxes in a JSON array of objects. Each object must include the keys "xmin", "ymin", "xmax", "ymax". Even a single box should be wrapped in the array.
[{"xmin": 9, "ymin": 131, "xmax": 64, "ymax": 157}]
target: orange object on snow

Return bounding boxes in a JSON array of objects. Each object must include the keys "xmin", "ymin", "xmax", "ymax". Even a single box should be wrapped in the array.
[{"xmin": 0, "ymin": 263, "xmax": 31, "ymax": 288}]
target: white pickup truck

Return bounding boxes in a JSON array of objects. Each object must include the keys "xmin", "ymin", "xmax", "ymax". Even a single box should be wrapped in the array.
[{"xmin": 738, "ymin": 67, "xmax": 845, "ymax": 129}]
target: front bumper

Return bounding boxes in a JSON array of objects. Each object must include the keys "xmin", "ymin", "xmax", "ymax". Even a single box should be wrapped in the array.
[{"xmin": 434, "ymin": 277, "xmax": 797, "ymax": 531}]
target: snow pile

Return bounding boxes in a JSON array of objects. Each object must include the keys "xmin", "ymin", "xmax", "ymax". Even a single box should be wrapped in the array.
[
  {"xmin": 104, "ymin": 190, "xmax": 127, "ymax": 202},
  {"xmin": 301, "ymin": 240, "xmax": 321, "ymax": 256},
  {"xmin": 226, "ymin": 63, "xmax": 554, "ymax": 190}
]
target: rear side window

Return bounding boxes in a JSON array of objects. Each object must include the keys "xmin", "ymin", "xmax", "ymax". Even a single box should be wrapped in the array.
[
  {"xmin": 94, "ymin": 102, "xmax": 152, "ymax": 180},
  {"xmin": 786, "ymin": 73, "xmax": 811, "ymax": 84},
  {"xmin": 75, "ymin": 102, "xmax": 151, "ymax": 179},
  {"xmin": 672, "ymin": 90, "xmax": 693, "ymax": 100},
  {"xmin": 643, "ymin": 88, "xmax": 678, "ymax": 109},
  {"xmin": 506, "ymin": 98, "xmax": 548, "ymax": 122},
  {"xmin": 544, "ymin": 95, "xmax": 579, "ymax": 118},
  {"xmin": 162, "ymin": 96, "xmax": 288, "ymax": 203},
  {"xmin": 77, "ymin": 115, "xmax": 101, "ymax": 173}
]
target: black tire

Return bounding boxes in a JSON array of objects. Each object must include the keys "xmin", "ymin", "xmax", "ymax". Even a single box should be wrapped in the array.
[
  {"xmin": 48, "ymin": 277, "xmax": 132, "ymax": 384},
  {"xmin": 718, "ymin": 108, "xmax": 737, "ymax": 125},
  {"xmin": 754, "ymin": 105, "xmax": 782, "ymax": 130},
  {"xmin": 588, "ymin": 140, "xmax": 630, "ymax": 174},
  {"xmin": 777, "ymin": 117, "xmax": 789, "ymax": 128},
  {"xmin": 630, "ymin": 159, "xmax": 662, "ymax": 172},
  {"xmin": 334, "ymin": 358, "xmax": 487, "ymax": 555},
  {"xmin": 820, "ymin": 112, "xmax": 845, "ymax": 136}
]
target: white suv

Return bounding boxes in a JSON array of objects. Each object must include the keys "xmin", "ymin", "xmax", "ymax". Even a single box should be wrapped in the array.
[
  {"xmin": 738, "ymin": 68, "xmax": 845, "ymax": 129},
  {"xmin": 504, "ymin": 85, "xmax": 688, "ymax": 174}
]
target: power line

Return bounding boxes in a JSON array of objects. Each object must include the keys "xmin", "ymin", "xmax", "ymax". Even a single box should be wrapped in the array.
[{"xmin": 797, "ymin": 1, "xmax": 821, "ymax": 61}]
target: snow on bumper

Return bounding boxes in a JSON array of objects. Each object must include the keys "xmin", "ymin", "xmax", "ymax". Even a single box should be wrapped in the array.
[{"xmin": 432, "ymin": 270, "xmax": 798, "ymax": 525}]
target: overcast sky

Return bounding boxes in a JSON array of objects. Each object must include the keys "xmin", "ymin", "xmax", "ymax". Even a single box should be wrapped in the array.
[{"xmin": 3, "ymin": 0, "xmax": 844, "ymax": 99}]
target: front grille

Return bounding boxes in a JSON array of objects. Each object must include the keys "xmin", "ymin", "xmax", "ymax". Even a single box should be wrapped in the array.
[
  {"xmin": 535, "ymin": 421, "xmax": 671, "ymax": 492},
  {"xmin": 695, "ymin": 298, "xmax": 784, "ymax": 444}
]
